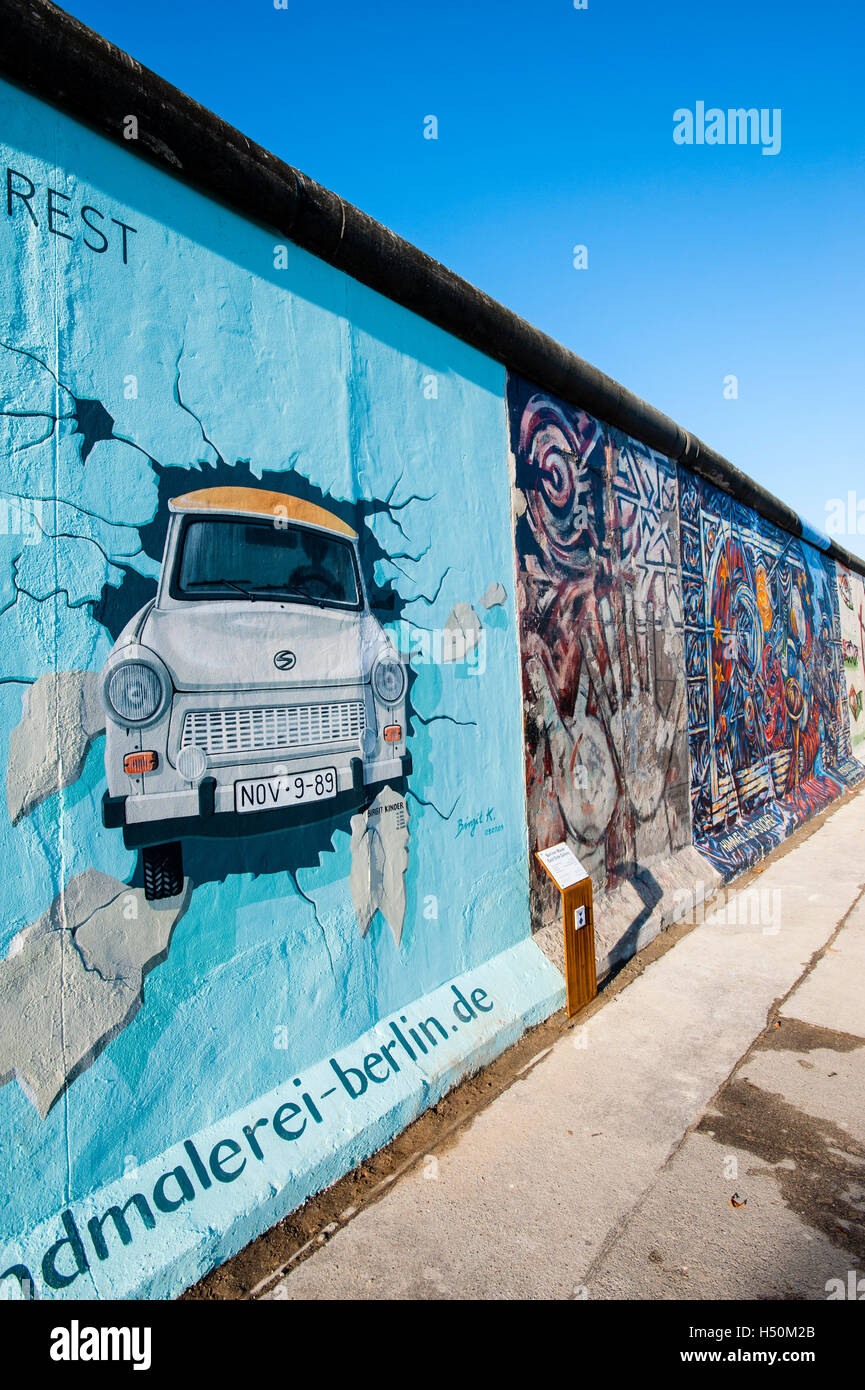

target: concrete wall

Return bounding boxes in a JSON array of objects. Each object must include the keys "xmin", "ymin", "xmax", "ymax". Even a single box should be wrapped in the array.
[
  {"xmin": 510, "ymin": 377, "xmax": 865, "ymax": 974},
  {"xmin": 679, "ymin": 468, "xmax": 864, "ymax": 877},
  {"xmin": 0, "ymin": 76, "xmax": 563, "ymax": 1300},
  {"xmin": 1, "ymin": 12, "xmax": 864, "ymax": 1301},
  {"xmin": 836, "ymin": 564, "xmax": 865, "ymax": 765},
  {"xmin": 508, "ymin": 377, "xmax": 711, "ymax": 974}
]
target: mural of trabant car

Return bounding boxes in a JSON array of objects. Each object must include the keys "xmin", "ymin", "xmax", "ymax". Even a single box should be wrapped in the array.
[{"xmin": 101, "ymin": 486, "xmax": 411, "ymax": 899}]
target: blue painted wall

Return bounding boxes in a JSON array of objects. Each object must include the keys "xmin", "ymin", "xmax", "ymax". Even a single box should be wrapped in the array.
[{"xmin": 0, "ymin": 77, "xmax": 563, "ymax": 1296}]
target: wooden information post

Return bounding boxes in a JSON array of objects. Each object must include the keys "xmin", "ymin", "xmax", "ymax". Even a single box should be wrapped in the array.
[{"xmin": 535, "ymin": 842, "xmax": 597, "ymax": 1018}]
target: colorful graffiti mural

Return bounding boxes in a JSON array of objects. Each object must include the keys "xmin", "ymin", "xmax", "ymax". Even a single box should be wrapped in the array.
[
  {"xmin": 2, "ymin": 8, "xmax": 865, "ymax": 1302},
  {"xmin": 678, "ymin": 469, "xmax": 864, "ymax": 876},
  {"xmin": 509, "ymin": 377, "xmax": 691, "ymax": 917},
  {"xmin": 836, "ymin": 565, "xmax": 865, "ymax": 761}
]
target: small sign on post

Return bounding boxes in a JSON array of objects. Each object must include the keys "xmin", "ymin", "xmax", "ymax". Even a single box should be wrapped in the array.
[{"xmin": 535, "ymin": 842, "xmax": 597, "ymax": 1018}]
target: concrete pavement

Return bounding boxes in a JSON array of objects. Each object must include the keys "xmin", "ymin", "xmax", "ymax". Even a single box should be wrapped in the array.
[{"xmin": 265, "ymin": 790, "xmax": 865, "ymax": 1301}]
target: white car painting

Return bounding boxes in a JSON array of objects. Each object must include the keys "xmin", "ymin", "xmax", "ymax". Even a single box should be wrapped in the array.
[{"xmin": 101, "ymin": 486, "xmax": 411, "ymax": 899}]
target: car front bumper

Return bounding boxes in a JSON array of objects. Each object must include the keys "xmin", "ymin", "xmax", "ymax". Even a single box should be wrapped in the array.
[{"xmin": 102, "ymin": 752, "xmax": 412, "ymax": 848}]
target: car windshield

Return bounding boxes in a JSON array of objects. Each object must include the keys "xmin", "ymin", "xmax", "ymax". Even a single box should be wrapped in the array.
[{"xmin": 173, "ymin": 517, "xmax": 362, "ymax": 609}]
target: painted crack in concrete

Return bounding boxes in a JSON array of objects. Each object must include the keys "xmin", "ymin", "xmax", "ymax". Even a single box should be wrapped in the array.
[
  {"xmin": 393, "ymin": 565, "xmax": 452, "ymax": 607},
  {"xmin": 364, "ymin": 471, "xmax": 435, "ymax": 546},
  {"xmin": 406, "ymin": 788, "xmax": 459, "ymax": 821},
  {"xmin": 286, "ymin": 871, "xmax": 337, "ymax": 978},
  {"xmin": 1, "ymin": 342, "xmax": 115, "ymax": 463},
  {"xmin": 0, "ymin": 343, "xmax": 159, "ymax": 640},
  {"xmin": 2, "ymin": 344, "xmax": 486, "ymax": 1113},
  {"xmin": 411, "ymin": 711, "xmax": 478, "ymax": 729},
  {"xmin": 172, "ymin": 347, "xmax": 226, "ymax": 465}
]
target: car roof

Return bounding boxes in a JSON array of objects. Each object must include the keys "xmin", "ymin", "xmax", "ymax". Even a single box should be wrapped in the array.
[{"xmin": 168, "ymin": 486, "xmax": 358, "ymax": 538}]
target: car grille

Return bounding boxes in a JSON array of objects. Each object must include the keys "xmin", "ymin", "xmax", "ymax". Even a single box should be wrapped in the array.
[{"xmin": 179, "ymin": 700, "xmax": 366, "ymax": 757}]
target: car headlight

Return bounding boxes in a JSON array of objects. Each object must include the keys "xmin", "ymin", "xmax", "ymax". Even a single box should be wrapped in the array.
[
  {"xmin": 372, "ymin": 654, "xmax": 406, "ymax": 705},
  {"xmin": 106, "ymin": 661, "xmax": 165, "ymax": 725}
]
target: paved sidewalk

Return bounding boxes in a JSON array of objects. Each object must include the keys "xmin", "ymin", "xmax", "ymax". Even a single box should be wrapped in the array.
[{"xmin": 267, "ymin": 792, "xmax": 865, "ymax": 1301}]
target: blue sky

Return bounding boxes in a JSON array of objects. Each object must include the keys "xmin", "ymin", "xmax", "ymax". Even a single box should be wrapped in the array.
[{"xmin": 61, "ymin": 0, "xmax": 864, "ymax": 559}]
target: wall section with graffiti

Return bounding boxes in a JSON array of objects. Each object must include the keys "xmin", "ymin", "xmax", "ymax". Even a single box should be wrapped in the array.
[
  {"xmin": 0, "ymin": 79, "xmax": 564, "ymax": 1299},
  {"xmin": 836, "ymin": 564, "xmax": 865, "ymax": 764},
  {"xmin": 678, "ymin": 468, "xmax": 864, "ymax": 876},
  {"xmin": 3, "ymin": 33, "xmax": 865, "ymax": 1303},
  {"xmin": 509, "ymin": 376, "xmax": 693, "ymax": 946},
  {"xmin": 510, "ymin": 373, "xmax": 864, "ymax": 952}
]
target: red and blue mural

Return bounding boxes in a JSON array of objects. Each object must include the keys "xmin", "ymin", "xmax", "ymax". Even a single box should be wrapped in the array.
[
  {"xmin": 679, "ymin": 468, "xmax": 864, "ymax": 876},
  {"xmin": 509, "ymin": 376, "xmax": 691, "ymax": 916}
]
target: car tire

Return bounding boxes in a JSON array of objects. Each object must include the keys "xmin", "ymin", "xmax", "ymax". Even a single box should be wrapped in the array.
[{"xmin": 142, "ymin": 842, "xmax": 184, "ymax": 900}]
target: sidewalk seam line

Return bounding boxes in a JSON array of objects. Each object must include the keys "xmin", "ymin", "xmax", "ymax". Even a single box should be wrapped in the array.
[{"xmin": 581, "ymin": 879, "xmax": 865, "ymax": 1294}]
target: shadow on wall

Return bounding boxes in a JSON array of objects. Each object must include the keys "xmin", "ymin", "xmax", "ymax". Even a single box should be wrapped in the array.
[
  {"xmin": 5, "ymin": 94, "xmax": 497, "ymax": 398},
  {"xmin": 606, "ymin": 864, "xmax": 664, "ymax": 961}
]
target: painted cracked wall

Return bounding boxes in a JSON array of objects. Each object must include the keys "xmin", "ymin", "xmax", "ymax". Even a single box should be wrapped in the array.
[
  {"xmin": 678, "ymin": 467, "xmax": 864, "ymax": 877},
  {"xmin": 836, "ymin": 564, "xmax": 865, "ymax": 764},
  {"xmin": 0, "ymin": 78, "xmax": 564, "ymax": 1299},
  {"xmin": 508, "ymin": 375, "xmax": 692, "ymax": 935}
]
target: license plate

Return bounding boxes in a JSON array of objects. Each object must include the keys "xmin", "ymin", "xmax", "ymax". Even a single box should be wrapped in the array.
[{"xmin": 234, "ymin": 767, "xmax": 338, "ymax": 813}]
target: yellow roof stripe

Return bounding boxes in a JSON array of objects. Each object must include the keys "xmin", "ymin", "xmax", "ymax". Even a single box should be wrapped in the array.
[{"xmin": 168, "ymin": 486, "xmax": 357, "ymax": 538}]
